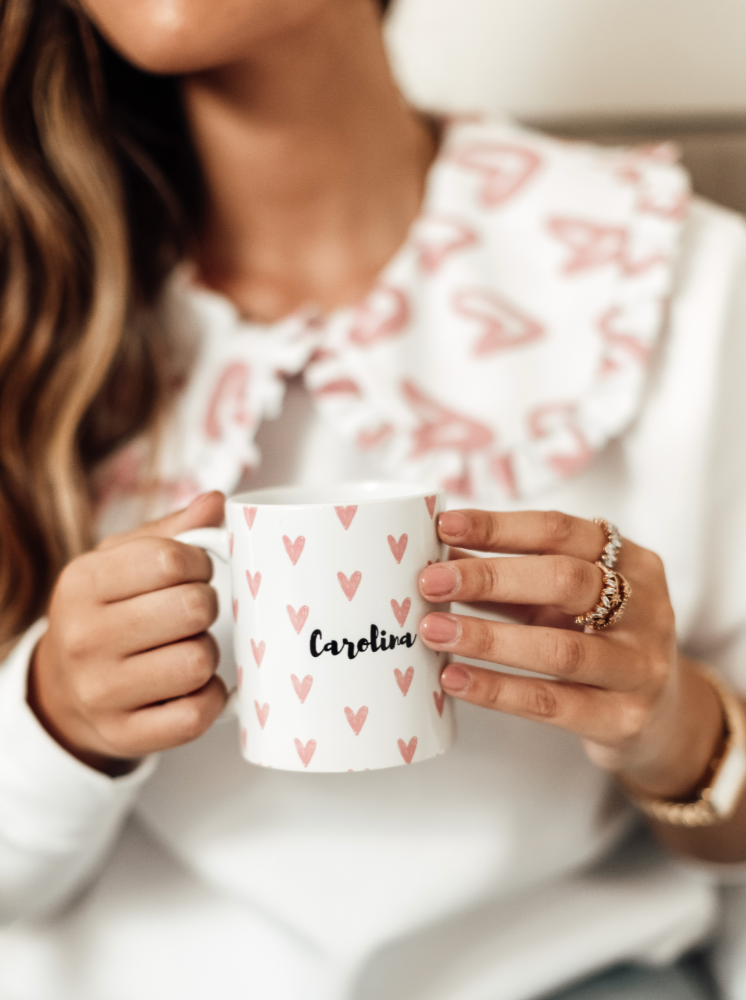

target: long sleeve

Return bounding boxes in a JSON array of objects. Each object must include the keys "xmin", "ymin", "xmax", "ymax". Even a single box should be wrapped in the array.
[
  {"xmin": 0, "ymin": 620, "xmax": 156, "ymax": 923},
  {"xmin": 663, "ymin": 202, "xmax": 746, "ymax": 999}
]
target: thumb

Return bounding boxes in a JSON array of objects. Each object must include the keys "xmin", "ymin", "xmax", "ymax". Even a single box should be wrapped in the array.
[{"xmin": 98, "ymin": 492, "xmax": 226, "ymax": 551}]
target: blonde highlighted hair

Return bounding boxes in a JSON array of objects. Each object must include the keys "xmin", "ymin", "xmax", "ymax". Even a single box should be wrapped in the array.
[{"xmin": 0, "ymin": 0, "xmax": 201, "ymax": 651}]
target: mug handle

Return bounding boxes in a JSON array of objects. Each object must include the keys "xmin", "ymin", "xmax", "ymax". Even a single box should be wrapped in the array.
[
  {"xmin": 175, "ymin": 526, "xmax": 230, "ymax": 565},
  {"xmin": 175, "ymin": 527, "xmax": 239, "ymax": 722}
]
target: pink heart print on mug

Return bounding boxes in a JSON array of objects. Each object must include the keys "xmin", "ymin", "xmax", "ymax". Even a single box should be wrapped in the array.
[{"xmin": 177, "ymin": 481, "xmax": 455, "ymax": 772}]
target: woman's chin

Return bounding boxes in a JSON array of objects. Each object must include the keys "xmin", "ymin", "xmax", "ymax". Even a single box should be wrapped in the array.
[{"xmin": 81, "ymin": 0, "xmax": 338, "ymax": 76}]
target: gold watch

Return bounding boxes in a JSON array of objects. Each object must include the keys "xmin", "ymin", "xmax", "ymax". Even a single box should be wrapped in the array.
[{"xmin": 629, "ymin": 668, "xmax": 746, "ymax": 828}]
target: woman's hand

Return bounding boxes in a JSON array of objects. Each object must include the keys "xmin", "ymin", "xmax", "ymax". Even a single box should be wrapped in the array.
[
  {"xmin": 419, "ymin": 509, "xmax": 724, "ymax": 801},
  {"xmin": 29, "ymin": 493, "xmax": 228, "ymax": 776}
]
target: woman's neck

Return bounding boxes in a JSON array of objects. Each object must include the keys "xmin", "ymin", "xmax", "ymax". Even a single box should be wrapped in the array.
[{"xmin": 182, "ymin": 0, "xmax": 435, "ymax": 322}]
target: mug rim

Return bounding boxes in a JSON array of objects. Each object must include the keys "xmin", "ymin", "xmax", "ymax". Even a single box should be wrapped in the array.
[{"xmin": 228, "ymin": 479, "xmax": 443, "ymax": 509}]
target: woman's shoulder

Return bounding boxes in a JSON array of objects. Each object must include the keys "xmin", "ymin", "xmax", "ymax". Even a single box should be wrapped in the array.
[
  {"xmin": 434, "ymin": 115, "xmax": 690, "ymax": 210},
  {"xmin": 435, "ymin": 116, "xmax": 746, "ymax": 347},
  {"xmin": 422, "ymin": 117, "xmax": 692, "ymax": 276},
  {"xmin": 677, "ymin": 193, "xmax": 746, "ymax": 280},
  {"xmin": 362, "ymin": 115, "xmax": 693, "ymax": 498}
]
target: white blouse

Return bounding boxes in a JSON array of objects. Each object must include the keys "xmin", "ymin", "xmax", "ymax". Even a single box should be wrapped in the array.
[{"xmin": 2, "ymin": 119, "xmax": 746, "ymax": 1000}]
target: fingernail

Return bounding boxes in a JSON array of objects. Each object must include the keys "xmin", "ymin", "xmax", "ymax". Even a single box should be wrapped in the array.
[
  {"xmin": 420, "ymin": 563, "xmax": 459, "ymax": 598},
  {"xmin": 421, "ymin": 613, "xmax": 461, "ymax": 645},
  {"xmin": 438, "ymin": 511, "xmax": 469, "ymax": 539},
  {"xmin": 441, "ymin": 665, "xmax": 471, "ymax": 692}
]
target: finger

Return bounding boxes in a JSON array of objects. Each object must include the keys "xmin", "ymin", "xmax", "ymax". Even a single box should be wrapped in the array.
[
  {"xmin": 103, "ymin": 676, "xmax": 228, "ymax": 758},
  {"xmin": 459, "ymin": 601, "xmax": 582, "ymax": 630},
  {"xmin": 92, "ymin": 634, "xmax": 220, "ymax": 711},
  {"xmin": 87, "ymin": 537, "xmax": 213, "ymax": 603},
  {"xmin": 450, "ymin": 541, "xmax": 663, "ymax": 634},
  {"xmin": 102, "ymin": 582, "xmax": 219, "ymax": 655},
  {"xmin": 439, "ymin": 662, "xmax": 633, "ymax": 743},
  {"xmin": 97, "ymin": 492, "xmax": 225, "ymax": 552},
  {"xmin": 420, "ymin": 554, "xmax": 604, "ymax": 616},
  {"xmin": 420, "ymin": 613, "xmax": 638, "ymax": 691},
  {"xmin": 438, "ymin": 509, "xmax": 607, "ymax": 561},
  {"xmin": 438, "ymin": 549, "xmax": 582, "ymax": 627}
]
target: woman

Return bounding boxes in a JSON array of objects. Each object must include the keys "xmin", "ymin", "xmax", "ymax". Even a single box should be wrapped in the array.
[{"xmin": 0, "ymin": 0, "xmax": 745, "ymax": 997}]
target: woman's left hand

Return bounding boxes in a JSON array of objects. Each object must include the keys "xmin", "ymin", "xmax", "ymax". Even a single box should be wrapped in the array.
[{"xmin": 419, "ymin": 509, "xmax": 723, "ymax": 800}]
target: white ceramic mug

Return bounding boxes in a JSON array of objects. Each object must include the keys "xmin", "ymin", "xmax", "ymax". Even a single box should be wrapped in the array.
[{"xmin": 177, "ymin": 481, "xmax": 456, "ymax": 773}]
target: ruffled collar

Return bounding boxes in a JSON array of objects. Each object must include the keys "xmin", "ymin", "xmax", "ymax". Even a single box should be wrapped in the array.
[{"xmin": 97, "ymin": 118, "xmax": 690, "ymax": 520}]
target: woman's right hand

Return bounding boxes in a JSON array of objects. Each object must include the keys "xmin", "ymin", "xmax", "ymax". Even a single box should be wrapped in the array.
[{"xmin": 29, "ymin": 492, "xmax": 229, "ymax": 775}]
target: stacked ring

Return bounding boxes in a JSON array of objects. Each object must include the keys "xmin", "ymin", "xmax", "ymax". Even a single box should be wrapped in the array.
[
  {"xmin": 575, "ymin": 564, "xmax": 632, "ymax": 630},
  {"xmin": 575, "ymin": 519, "xmax": 631, "ymax": 630},
  {"xmin": 594, "ymin": 518, "xmax": 622, "ymax": 570}
]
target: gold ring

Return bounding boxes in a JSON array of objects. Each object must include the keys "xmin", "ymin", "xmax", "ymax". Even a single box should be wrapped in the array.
[
  {"xmin": 594, "ymin": 518, "xmax": 622, "ymax": 570},
  {"xmin": 575, "ymin": 562, "xmax": 632, "ymax": 631}
]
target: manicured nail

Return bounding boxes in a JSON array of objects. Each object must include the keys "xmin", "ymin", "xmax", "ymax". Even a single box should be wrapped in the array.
[
  {"xmin": 438, "ymin": 511, "xmax": 469, "ymax": 539},
  {"xmin": 421, "ymin": 613, "xmax": 461, "ymax": 645},
  {"xmin": 441, "ymin": 665, "xmax": 471, "ymax": 692},
  {"xmin": 420, "ymin": 563, "xmax": 459, "ymax": 598}
]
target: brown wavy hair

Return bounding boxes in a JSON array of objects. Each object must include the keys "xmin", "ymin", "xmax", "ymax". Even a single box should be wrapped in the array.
[
  {"xmin": 0, "ymin": 0, "xmax": 394, "ymax": 654},
  {"xmin": 1, "ymin": 0, "xmax": 198, "ymax": 654}
]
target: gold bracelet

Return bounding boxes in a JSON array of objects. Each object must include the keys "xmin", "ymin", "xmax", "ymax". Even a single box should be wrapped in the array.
[{"xmin": 627, "ymin": 667, "xmax": 746, "ymax": 827}]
